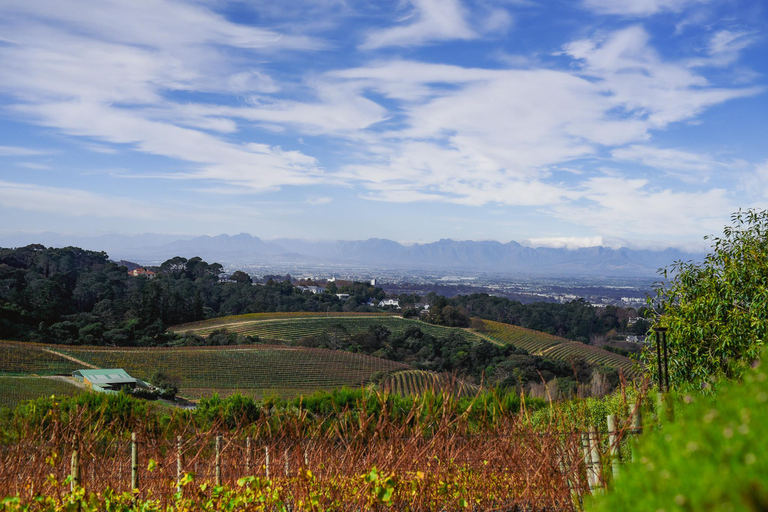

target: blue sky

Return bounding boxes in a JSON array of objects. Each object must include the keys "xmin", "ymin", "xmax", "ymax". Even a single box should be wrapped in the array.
[{"xmin": 0, "ymin": 0, "xmax": 766, "ymax": 250}]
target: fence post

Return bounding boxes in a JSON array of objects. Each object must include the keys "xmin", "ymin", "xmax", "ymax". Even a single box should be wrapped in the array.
[
  {"xmin": 246, "ymin": 437, "xmax": 251, "ymax": 476},
  {"xmin": 70, "ymin": 447, "xmax": 81, "ymax": 491},
  {"xmin": 581, "ymin": 432, "xmax": 592, "ymax": 494},
  {"xmin": 215, "ymin": 435, "xmax": 222, "ymax": 486},
  {"xmin": 606, "ymin": 415, "xmax": 620, "ymax": 483},
  {"xmin": 588, "ymin": 427, "xmax": 602, "ymax": 492},
  {"xmin": 176, "ymin": 436, "xmax": 183, "ymax": 494},
  {"xmin": 284, "ymin": 448, "xmax": 289, "ymax": 477},
  {"xmin": 265, "ymin": 446, "xmax": 270, "ymax": 479},
  {"xmin": 630, "ymin": 399, "xmax": 643, "ymax": 462},
  {"xmin": 131, "ymin": 432, "xmax": 138, "ymax": 492}
]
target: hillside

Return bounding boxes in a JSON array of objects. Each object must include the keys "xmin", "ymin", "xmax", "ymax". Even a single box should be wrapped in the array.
[
  {"xmin": 175, "ymin": 313, "xmax": 643, "ymax": 380},
  {"xmin": 480, "ymin": 319, "xmax": 642, "ymax": 379}
]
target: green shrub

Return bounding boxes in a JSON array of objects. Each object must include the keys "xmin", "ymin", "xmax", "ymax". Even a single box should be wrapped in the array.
[{"xmin": 588, "ymin": 355, "xmax": 768, "ymax": 511}]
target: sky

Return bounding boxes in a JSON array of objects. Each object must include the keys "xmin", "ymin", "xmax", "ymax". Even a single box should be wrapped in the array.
[{"xmin": 0, "ymin": 0, "xmax": 766, "ymax": 249}]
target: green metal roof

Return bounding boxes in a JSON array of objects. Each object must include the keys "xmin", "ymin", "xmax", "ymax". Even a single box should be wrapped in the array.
[{"xmin": 73, "ymin": 368, "xmax": 136, "ymax": 384}]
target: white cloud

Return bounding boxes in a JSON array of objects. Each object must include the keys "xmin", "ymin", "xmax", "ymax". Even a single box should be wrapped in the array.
[
  {"xmin": 306, "ymin": 196, "xmax": 333, "ymax": 205},
  {"xmin": 360, "ymin": 0, "xmax": 477, "ymax": 49},
  {"xmin": 0, "ymin": 146, "xmax": 47, "ymax": 156},
  {"xmin": 563, "ymin": 26, "xmax": 762, "ymax": 128},
  {"xmin": 740, "ymin": 160, "xmax": 768, "ymax": 199},
  {"xmin": 522, "ymin": 235, "xmax": 708, "ymax": 252},
  {"xmin": 15, "ymin": 162, "xmax": 52, "ymax": 170},
  {"xmin": 0, "ymin": 180, "xmax": 165, "ymax": 219},
  {"xmin": 553, "ymin": 176, "xmax": 735, "ymax": 237},
  {"xmin": 328, "ymin": 25, "xmax": 757, "ymax": 209},
  {"xmin": 0, "ymin": 0, "xmax": 330, "ymax": 192},
  {"xmin": 705, "ymin": 30, "xmax": 759, "ymax": 66},
  {"xmin": 522, "ymin": 236, "xmax": 607, "ymax": 250},
  {"xmin": 582, "ymin": 0, "xmax": 712, "ymax": 16},
  {"xmin": 611, "ymin": 144, "xmax": 727, "ymax": 181}
]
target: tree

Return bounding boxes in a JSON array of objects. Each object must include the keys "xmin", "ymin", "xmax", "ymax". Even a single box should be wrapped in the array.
[
  {"xmin": 649, "ymin": 209, "xmax": 768, "ymax": 385},
  {"xmin": 230, "ymin": 270, "xmax": 252, "ymax": 284}
]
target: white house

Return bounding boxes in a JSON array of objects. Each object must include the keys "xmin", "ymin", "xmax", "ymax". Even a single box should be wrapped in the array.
[
  {"xmin": 378, "ymin": 299, "xmax": 400, "ymax": 308},
  {"xmin": 336, "ymin": 293, "xmax": 350, "ymax": 300},
  {"xmin": 298, "ymin": 285, "xmax": 323, "ymax": 294}
]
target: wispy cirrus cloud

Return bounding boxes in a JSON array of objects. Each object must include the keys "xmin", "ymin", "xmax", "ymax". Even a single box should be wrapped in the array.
[
  {"xmin": 360, "ymin": 0, "xmax": 477, "ymax": 49},
  {"xmin": 582, "ymin": 0, "xmax": 713, "ymax": 16},
  {"xmin": 0, "ymin": 146, "xmax": 48, "ymax": 156},
  {"xmin": 611, "ymin": 145, "xmax": 728, "ymax": 178},
  {"xmin": 326, "ymin": 26, "xmax": 758, "ymax": 218}
]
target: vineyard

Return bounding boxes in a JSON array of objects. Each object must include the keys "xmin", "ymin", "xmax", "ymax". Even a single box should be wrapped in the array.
[
  {"xmin": 479, "ymin": 320, "xmax": 642, "ymax": 379},
  {"xmin": 540, "ymin": 342, "xmax": 642, "ymax": 379},
  {"xmin": 0, "ymin": 376, "xmax": 81, "ymax": 409},
  {"xmin": 0, "ymin": 341, "xmax": 80, "ymax": 375},
  {"xmin": 54, "ymin": 345, "xmax": 409, "ymax": 399},
  {"xmin": 480, "ymin": 320, "xmax": 569, "ymax": 353},
  {"xmin": 0, "ymin": 340, "xmax": 407, "ymax": 400},
  {"xmin": 380, "ymin": 369, "xmax": 481, "ymax": 397}
]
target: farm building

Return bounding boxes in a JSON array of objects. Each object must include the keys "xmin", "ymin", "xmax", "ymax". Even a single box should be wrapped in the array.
[{"xmin": 72, "ymin": 369, "xmax": 139, "ymax": 393}]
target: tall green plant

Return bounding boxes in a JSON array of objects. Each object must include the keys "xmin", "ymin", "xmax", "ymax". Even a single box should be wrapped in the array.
[{"xmin": 648, "ymin": 208, "xmax": 768, "ymax": 385}]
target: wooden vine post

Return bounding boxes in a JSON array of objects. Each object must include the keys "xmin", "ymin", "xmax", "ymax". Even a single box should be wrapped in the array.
[
  {"xmin": 606, "ymin": 414, "xmax": 621, "ymax": 482},
  {"xmin": 246, "ymin": 437, "xmax": 251, "ymax": 475},
  {"xmin": 70, "ymin": 445, "xmax": 81, "ymax": 491},
  {"xmin": 215, "ymin": 435, "xmax": 222, "ymax": 486},
  {"xmin": 131, "ymin": 432, "xmax": 139, "ymax": 492},
  {"xmin": 176, "ymin": 436, "xmax": 183, "ymax": 494},
  {"xmin": 265, "ymin": 446, "xmax": 270, "ymax": 479}
]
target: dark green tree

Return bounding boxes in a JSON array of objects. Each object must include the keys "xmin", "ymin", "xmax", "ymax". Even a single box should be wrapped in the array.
[{"xmin": 649, "ymin": 209, "xmax": 768, "ymax": 385}]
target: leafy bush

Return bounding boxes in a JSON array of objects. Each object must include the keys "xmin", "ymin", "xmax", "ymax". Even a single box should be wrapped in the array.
[
  {"xmin": 589, "ymin": 354, "xmax": 768, "ymax": 511},
  {"xmin": 648, "ymin": 208, "xmax": 768, "ymax": 385}
]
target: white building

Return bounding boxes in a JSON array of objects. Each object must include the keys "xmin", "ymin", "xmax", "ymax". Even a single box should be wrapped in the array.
[{"xmin": 298, "ymin": 285, "xmax": 323, "ymax": 294}]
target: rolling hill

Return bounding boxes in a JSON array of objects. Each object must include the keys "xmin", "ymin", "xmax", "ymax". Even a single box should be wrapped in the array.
[
  {"xmin": 176, "ymin": 313, "xmax": 643, "ymax": 380},
  {"xmin": 0, "ymin": 314, "xmax": 643, "ymax": 406}
]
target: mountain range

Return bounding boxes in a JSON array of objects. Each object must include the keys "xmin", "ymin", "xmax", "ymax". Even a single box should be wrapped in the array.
[{"xmin": 0, "ymin": 232, "xmax": 705, "ymax": 277}]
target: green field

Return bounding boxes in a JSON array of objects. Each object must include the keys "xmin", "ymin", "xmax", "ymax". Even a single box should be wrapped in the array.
[{"xmin": 0, "ymin": 376, "xmax": 81, "ymax": 409}]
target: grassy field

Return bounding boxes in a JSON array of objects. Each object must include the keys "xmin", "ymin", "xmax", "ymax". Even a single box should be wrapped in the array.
[
  {"xmin": 171, "ymin": 311, "xmax": 398, "ymax": 334},
  {"xmin": 0, "ymin": 376, "xmax": 81, "ymax": 409}
]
